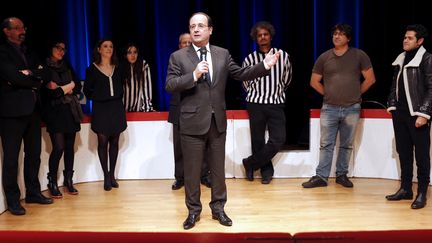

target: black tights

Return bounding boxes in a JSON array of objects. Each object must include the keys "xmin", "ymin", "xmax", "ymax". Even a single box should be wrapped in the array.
[
  {"xmin": 97, "ymin": 133, "xmax": 120, "ymax": 176},
  {"xmin": 48, "ymin": 132, "xmax": 76, "ymax": 175}
]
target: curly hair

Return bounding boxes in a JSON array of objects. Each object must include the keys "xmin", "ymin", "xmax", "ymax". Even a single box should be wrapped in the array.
[{"xmin": 250, "ymin": 21, "xmax": 275, "ymax": 41}]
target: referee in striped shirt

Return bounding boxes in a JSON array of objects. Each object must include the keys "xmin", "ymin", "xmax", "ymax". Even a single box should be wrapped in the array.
[{"xmin": 242, "ymin": 21, "xmax": 292, "ymax": 184}]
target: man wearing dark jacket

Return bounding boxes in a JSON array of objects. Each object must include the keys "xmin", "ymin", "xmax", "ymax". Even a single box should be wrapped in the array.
[
  {"xmin": 386, "ymin": 24, "xmax": 432, "ymax": 210},
  {"xmin": 0, "ymin": 17, "xmax": 53, "ymax": 216},
  {"xmin": 165, "ymin": 12, "xmax": 280, "ymax": 230}
]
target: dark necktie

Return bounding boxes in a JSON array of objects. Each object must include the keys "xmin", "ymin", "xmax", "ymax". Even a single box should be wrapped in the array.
[{"xmin": 199, "ymin": 47, "xmax": 211, "ymax": 84}]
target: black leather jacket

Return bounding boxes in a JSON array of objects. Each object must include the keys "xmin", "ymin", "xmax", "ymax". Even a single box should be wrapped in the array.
[{"xmin": 387, "ymin": 46, "xmax": 432, "ymax": 119}]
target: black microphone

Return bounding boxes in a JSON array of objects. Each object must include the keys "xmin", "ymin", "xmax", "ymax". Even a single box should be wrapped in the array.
[{"xmin": 199, "ymin": 47, "xmax": 207, "ymax": 81}]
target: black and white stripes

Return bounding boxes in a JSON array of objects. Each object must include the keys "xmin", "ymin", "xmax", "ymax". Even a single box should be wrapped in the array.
[
  {"xmin": 123, "ymin": 60, "xmax": 154, "ymax": 112},
  {"xmin": 242, "ymin": 48, "xmax": 292, "ymax": 104}
]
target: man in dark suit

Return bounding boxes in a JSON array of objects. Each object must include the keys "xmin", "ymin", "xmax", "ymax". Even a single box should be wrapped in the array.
[
  {"xmin": 165, "ymin": 12, "xmax": 281, "ymax": 230},
  {"xmin": 168, "ymin": 32, "xmax": 211, "ymax": 191},
  {"xmin": 0, "ymin": 17, "xmax": 53, "ymax": 216}
]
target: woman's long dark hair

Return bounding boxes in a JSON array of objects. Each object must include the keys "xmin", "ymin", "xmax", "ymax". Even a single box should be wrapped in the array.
[{"xmin": 121, "ymin": 43, "xmax": 144, "ymax": 85}]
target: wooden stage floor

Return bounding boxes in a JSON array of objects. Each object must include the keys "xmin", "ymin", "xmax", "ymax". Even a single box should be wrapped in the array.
[{"xmin": 0, "ymin": 178, "xmax": 431, "ymax": 234}]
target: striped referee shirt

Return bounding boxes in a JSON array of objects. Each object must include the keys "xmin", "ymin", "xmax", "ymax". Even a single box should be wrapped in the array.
[
  {"xmin": 242, "ymin": 48, "xmax": 292, "ymax": 104},
  {"xmin": 123, "ymin": 60, "xmax": 154, "ymax": 112}
]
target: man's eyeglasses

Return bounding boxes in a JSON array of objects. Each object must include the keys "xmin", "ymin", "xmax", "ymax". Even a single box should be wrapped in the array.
[
  {"xmin": 189, "ymin": 24, "xmax": 208, "ymax": 30},
  {"xmin": 9, "ymin": 26, "xmax": 27, "ymax": 31}
]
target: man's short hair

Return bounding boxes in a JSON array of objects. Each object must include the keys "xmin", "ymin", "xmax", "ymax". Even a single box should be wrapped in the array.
[
  {"xmin": 332, "ymin": 23, "xmax": 353, "ymax": 40},
  {"xmin": 189, "ymin": 12, "xmax": 213, "ymax": 28},
  {"xmin": 406, "ymin": 24, "xmax": 429, "ymax": 41}
]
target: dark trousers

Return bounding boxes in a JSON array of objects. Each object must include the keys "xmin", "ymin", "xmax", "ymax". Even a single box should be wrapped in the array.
[
  {"xmin": 181, "ymin": 116, "xmax": 226, "ymax": 215},
  {"xmin": 392, "ymin": 110, "xmax": 431, "ymax": 193},
  {"xmin": 1, "ymin": 112, "xmax": 42, "ymax": 206},
  {"xmin": 246, "ymin": 103, "xmax": 286, "ymax": 178},
  {"xmin": 173, "ymin": 123, "xmax": 210, "ymax": 182}
]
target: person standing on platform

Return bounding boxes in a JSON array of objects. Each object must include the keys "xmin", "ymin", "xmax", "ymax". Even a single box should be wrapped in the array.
[
  {"xmin": 121, "ymin": 43, "xmax": 154, "ymax": 112},
  {"xmin": 302, "ymin": 23, "xmax": 375, "ymax": 189},
  {"xmin": 241, "ymin": 21, "xmax": 292, "ymax": 184},
  {"xmin": 178, "ymin": 33, "xmax": 192, "ymax": 49},
  {"xmin": 0, "ymin": 17, "xmax": 53, "ymax": 216},
  {"xmin": 165, "ymin": 12, "xmax": 281, "ymax": 230},
  {"xmin": 41, "ymin": 41, "xmax": 83, "ymax": 198},
  {"xmin": 168, "ymin": 33, "xmax": 211, "ymax": 191},
  {"xmin": 386, "ymin": 24, "xmax": 432, "ymax": 209},
  {"xmin": 84, "ymin": 39, "xmax": 127, "ymax": 191}
]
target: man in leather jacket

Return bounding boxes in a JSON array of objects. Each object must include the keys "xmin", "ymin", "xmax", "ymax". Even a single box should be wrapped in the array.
[{"xmin": 386, "ymin": 24, "xmax": 432, "ymax": 210}]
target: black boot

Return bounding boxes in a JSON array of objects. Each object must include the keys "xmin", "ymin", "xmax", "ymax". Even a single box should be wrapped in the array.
[
  {"xmin": 47, "ymin": 173, "xmax": 62, "ymax": 199},
  {"xmin": 103, "ymin": 173, "xmax": 112, "ymax": 191},
  {"xmin": 411, "ymin": 192, "xmax": 427, "ymax": 209},
  {"xmin": 63, "ymin": 170, "xmax": 79, "ymax": 195},
  {"xmin": 110, "ymin": 171, "xmax": 119, "ymax": 188}
]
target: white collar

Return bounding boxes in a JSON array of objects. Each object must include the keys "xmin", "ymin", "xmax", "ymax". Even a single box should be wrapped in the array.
[{"xmin": 192, "ymin": 43, "xmax": 210, "ymax": 53}]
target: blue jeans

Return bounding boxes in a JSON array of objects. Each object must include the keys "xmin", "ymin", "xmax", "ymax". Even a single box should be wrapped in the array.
[{"xmin": 316, "ymin": 103, "xmax": 361, "ymax": 180}]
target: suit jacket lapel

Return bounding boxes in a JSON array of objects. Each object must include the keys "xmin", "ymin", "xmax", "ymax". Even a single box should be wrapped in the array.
[
  {"xmin": 187, "ymin": 45, "xmax": 200, "ymax": 67},
  {"xmin": 209, "ymin": 45, "xmax": 218, "ymax": 87},
  {"xmin": 7, "ymin": 43, "xmax": 28, "ymax": 68}
]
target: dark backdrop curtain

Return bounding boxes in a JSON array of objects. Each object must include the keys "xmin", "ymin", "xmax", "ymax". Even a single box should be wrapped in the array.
[{"xmin": 1, "ymin": 0, "xmax": 431, "ymax": 147}]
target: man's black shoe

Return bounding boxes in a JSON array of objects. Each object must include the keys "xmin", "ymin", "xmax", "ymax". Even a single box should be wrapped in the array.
[
  {"xmin": 335, "ymin": 175, "xmax": 354, "ymax": 188},
  {"xmin": 261, "ymin": 177, "xmax": 272, "ymax": 184},
  {"xmin": 411, "ymin": 193, "xmax": 427, "ymax": 209},
  {"xmin": 171, "ymin": 180, "xmax": 184, "ymax": 190},
  {"xmin": 8, "ymin": 203, "xmax": 26, "ymax": 216},
  {"xmin": 386, "ymin": 188, "xmax": 413, "ymax": 201},
  {"xmin": 242, "ymin": 158, "xmax": 254, "ymax": 181},
  {"xmin": 302, "ymin": 176, "xmax": 327, "ymax": 188},
  {"xmin": 201, "ymin": 177, "xmax": 211, "ymax": 188},
  {"xmin": 25, "ymin": 193, "xmax": 53, "ymax": 204},
  {"xmin": 183, "ymin": 214, "xmax": 200, "ymax": 230},
  {"xmin": 212, "ymin": 211, "xmax": 233, "ymax": 226}
]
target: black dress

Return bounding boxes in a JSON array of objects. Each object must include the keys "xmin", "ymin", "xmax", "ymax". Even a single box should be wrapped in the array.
[
  {"xmin": 84, "ymin": 63, "xmax": 127, "ymax": 136},
  {"xmin": 41, "ymin": 59, "xmax": 82, "ymax": 134}
]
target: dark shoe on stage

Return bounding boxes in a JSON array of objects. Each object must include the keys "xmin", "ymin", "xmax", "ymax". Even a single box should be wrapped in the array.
[
  {"xmin": 411, "ymin": 193, "xmax": 427, "ymax": 209},
  {"xmin": 25, "ymin": 193, "xmax": 53, "ymax": 204},
  {"xmin": 261, "ymin": 177, "xmax": 272, "ymax": 184},
  {"xmin": 110, "ymin": 179, "xmax": 119, "ymax": 188},
  {"xmin": 302, "ymin": 176, "xmax": 327, "ymax": 188},
  {"xmin": 386, "ymin": 188, "xmax": 413, "ymax": 201},
  {"xmin": 183, "ymin": 214, "xmax": 200, "ymax": 230},
  {"xmin": 171, "ymin": 180, "xmax": 184, "ymax": 190},
  {"xmin": 201, "ymin": 177, "xmax": 211, "ymax": 188},
  {"xmin": 63, "ymin": 170, "xmax": 79, "ymax": 195},
  {"xmin": 212, "ymin": 211, "xmax": 233, "ymax": 226},
  {"xmin": 110, "ymin": 177, "xmax": 119, "ymax": 188},
  {"xmin": 212, "ymin": 212, "xmax": 232, "ymax": 226},
  {"xmin": 8, "ymin": 203, "xmax": 26, "ymax": 216},
  {"xmin": 242, "ymin": 158, "xmax": 254, "ymax": 181},
  {"xmin": 336, "ymin": 175, "xmax": 354, "ymax": 188},
  {"xmin": 103, "ymin": 174, "xmax": 112, "ymax": 191},
  {"xmin": 47, "ymin": 173, "xmax": 63, "ymax": 199}
]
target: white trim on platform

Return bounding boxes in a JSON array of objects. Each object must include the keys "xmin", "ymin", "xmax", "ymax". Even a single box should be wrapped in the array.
[{"xmin": 0, "ymin": 110, "xmax": 424, "ymax": 213}]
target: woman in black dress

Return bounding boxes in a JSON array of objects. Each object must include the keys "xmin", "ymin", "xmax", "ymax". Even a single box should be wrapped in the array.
[
  {"xmin": 42, "ymin": 41, "xmax": 83, "ymax": 198},
  {"xmin": 84, "ymin": 39, "xmax": 127, "ymax": 191}
]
